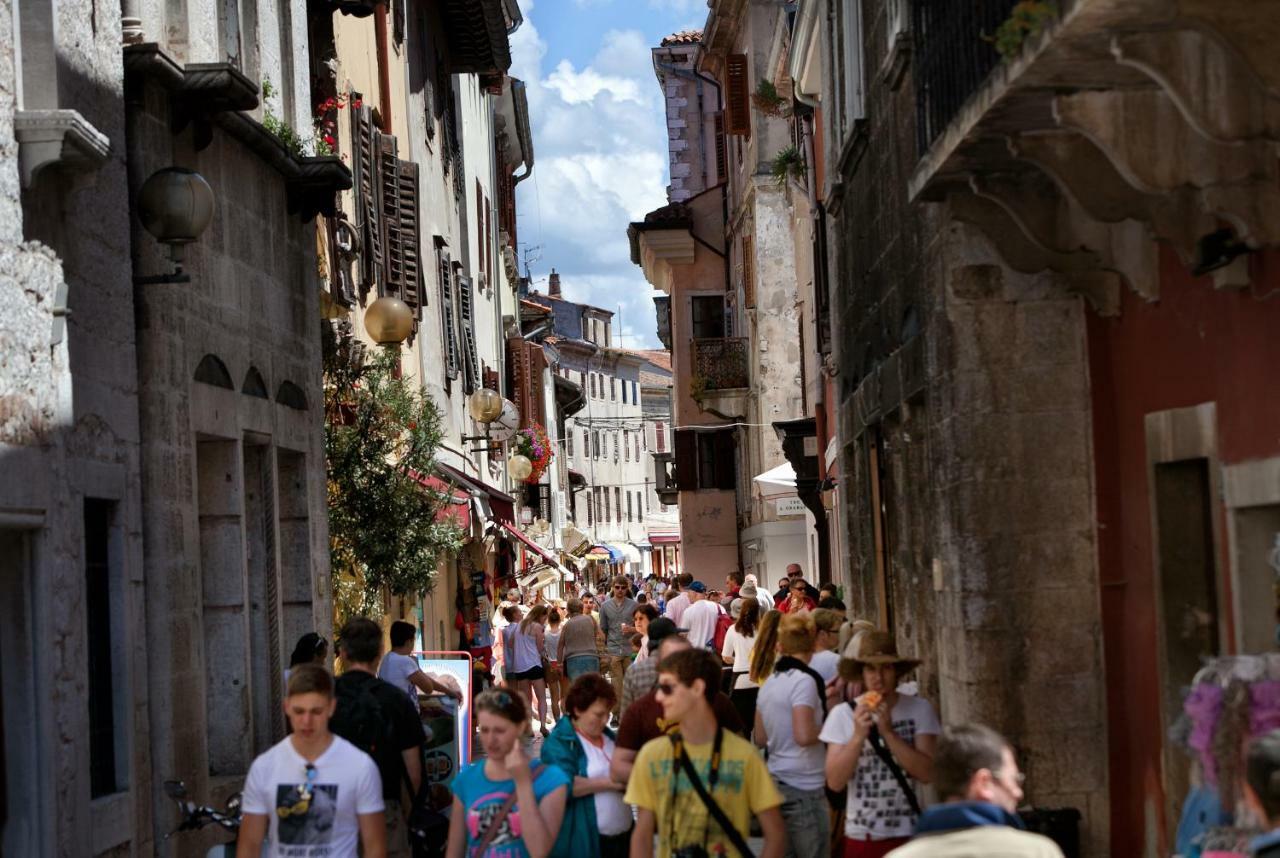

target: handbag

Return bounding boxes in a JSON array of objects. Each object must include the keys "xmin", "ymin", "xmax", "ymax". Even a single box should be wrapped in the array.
[{"xmin": 669, "ymin": 731, "xmax": 755, "ymax": 858}]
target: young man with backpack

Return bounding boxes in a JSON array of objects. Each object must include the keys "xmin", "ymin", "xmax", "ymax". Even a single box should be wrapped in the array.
[{"xmin": 332, "ymin": 618, "xmax": 427, "ymax": 858}]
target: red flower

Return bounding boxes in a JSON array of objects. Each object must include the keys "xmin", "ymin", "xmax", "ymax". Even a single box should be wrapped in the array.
[
  {"xmin": 324, "ymin": 134, "xmax": 337, "ymax": 146},
  {"xmin": 407, "ymin": 420, "xmax": 417, "ymax": 430}
]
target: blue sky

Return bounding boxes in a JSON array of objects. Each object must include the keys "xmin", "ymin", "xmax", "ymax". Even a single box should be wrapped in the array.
[{"xmin": 510, "ymin": 0, "xmax": 708, "ymax": 349}]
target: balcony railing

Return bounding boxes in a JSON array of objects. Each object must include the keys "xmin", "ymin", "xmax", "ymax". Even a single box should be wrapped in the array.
[
  {"xmin": 692, "ymin": 338, "xmax": 749, "ymax": 391},
  {"xmin": 912, "ymin": 0, "xmax": 1015, "ymax": 156}
]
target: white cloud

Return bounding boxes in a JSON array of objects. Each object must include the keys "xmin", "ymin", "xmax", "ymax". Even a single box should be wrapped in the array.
[{"xmin": 513, "ymin": 14, "xmax": 673, "ymax": 348}]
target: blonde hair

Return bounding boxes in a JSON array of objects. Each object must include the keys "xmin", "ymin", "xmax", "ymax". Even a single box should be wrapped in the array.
[
  {"xmin": 749, "ymin": 609, "xmax": 783, "ymax": 684},
  {"xmin": 778, "ymin": 611, "xmax": 817, "ymax": 656},
  {"xmin": 520, "ymin": 604, "xmax": 549, "ymax": 633}
]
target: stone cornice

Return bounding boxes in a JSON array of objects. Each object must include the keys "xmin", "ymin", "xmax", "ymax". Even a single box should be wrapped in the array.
[{"xmin": 15, "ymin": 109, "xmax": 112, "ymax": 188}]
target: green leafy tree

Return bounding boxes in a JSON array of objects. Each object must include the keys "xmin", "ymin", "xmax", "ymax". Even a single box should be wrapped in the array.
[{"xmin": 324, "ymin": 323, "xmax": 463, "ymax": 622}]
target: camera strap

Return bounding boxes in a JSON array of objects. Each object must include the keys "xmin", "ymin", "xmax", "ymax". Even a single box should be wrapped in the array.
[
  {"xmin": 868, "ymin": 726, "xmax": 922, "ymax": 817},
  {"xmin": 668, "ymin": 730, "xmax": 755, "ymax": 858}
]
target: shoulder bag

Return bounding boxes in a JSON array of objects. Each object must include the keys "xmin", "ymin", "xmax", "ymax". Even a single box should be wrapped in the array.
[{"xmin": 668, "ymin": 731, "xmax": 755, "ymax": 858}]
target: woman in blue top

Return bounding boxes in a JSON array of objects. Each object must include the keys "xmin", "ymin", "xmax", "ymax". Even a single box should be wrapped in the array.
[
  {"xmin": 447, "ymin": 688, "xmax": 570, "ymax": 858},
  {"xmin": 539, "ymin": 674, "xmax": 630, "ymax": 858}
]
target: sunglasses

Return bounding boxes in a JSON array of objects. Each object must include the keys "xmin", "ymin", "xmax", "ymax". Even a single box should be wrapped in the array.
[
  {"xmin": 276, "ymin": 764, "xmax": 317, "ymax": 818},
  {"xmin": 656, "ymin": 681, "xmax": 680, "ymax": 696}
]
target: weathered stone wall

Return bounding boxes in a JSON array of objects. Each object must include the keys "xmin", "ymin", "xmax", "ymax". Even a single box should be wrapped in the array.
[
  {"xmin": 1, "ymin": 0, "xmax": 154, "ymax": 851},
  {"xmin": 128, "ymin": 68, "xmax": 331, "ymax": 855},
  {"xmin": 831, "ymin": 1, "xmax": 1109, "ymax": 853}
]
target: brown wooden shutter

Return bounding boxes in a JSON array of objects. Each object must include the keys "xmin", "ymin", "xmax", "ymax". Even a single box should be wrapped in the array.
[
  {"xmin": 742, "ymin": 235, "xmax": 755, "ymax": 308},
  {"xmin": 527, "ymin": 342, "xmax": 547, "ymax": 427},
  {"xmin": 485, "ymin": 197, "xmax": 493, "ymax": 287},
  {"xmin": 508, "ymin": 335, "xmax": 532, "ymax": 428},
  {"xmin": 457, "ymin": 273, "xmax": 479, "ymax": 393},
  {"xmin": 714, "ymin": 113, "xmax": 727, "ymax": 181},
  {"xmin": 396, "ymin": 160, "xmax": 423, "ymax": 316},
  {"xmin": 656, "ymin": 421, "xmax": 666, "ymax": 453},
  {"xmin": 378, "ymin": 135, "xmax": 401, "ymax": 298},
  {"xmin": 475, "ymin": 181, "xmax": 485, "ymax": 281},
  {"xmin": 674, "ymin": 429, "xmax": 697, "ymax": 490},
  {"xmin": 437, "ymin": 246, "xmax": 460, "ymax": 379},
  {"xmin": 713, "ymin": 428, "xmax": 737, "ymax": 490},
  {"xmin": 351, "ymin": 101, "xmax": 383, "ymax": 299},
  {"xmin": 725, "ymin": 54, "xmax": 751, "ymax": 137}
]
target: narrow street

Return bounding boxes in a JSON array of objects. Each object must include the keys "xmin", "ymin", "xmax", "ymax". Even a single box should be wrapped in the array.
[{"xmin": 4, "ymin": 0, "xmax": 1280, "ymax": 856}]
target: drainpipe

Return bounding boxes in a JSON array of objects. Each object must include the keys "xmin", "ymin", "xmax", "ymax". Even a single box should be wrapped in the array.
[
  {"xmin": 121, "ymin": 0, "xmax": 144, "ymax": 44},
  {"xmin": 374, "ymin": 4, "xmax": 393, "ymax": 133}
]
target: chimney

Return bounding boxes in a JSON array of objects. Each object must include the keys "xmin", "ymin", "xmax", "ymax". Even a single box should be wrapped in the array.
[{"xmin": 549, "ymin": 268, "xmax": 561, "ymax": 298}]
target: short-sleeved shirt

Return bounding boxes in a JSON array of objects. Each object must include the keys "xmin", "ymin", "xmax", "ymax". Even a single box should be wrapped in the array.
[
  {"xmin": 624, "ymin": 728, "xmax": 782, "ymax": 858},
  {"xmin": 757, "ymin": 667, "xmax": 825, "ymax": 790},
  {"xmin": 616, "ymin": 690, "xmax": 744, "ymax": 751},
  {"xmin": 600, "ymin": 596, "xmax": 639, "ymax": 656},
  {"xmin": 332, "ymin": 672, "xmax": 427, "ymax": 800},
  {"xmin": 449, "ymin": 761, "xmax": 571, "ymax": 858},
  {"xmin": 682, "ymin": 599, "xmax": 722, "ymax": 650},
  {"xmin": 241, "ymin": 734, "xmax": 384, "ymax": 857},
  {"xmin": 810, "ymin": 649, "xmax": 839, "ymax": 683},
  {"xmin": 377, "ymin": 650, "xmax": 422, "ymax": 708},
  {"xmin": 720, "ymin": 627, "xmax": 758, "ymax": 689},
  {"xmin": 664, "ymin": 592, "xmax": 690, "ymax": 625},
  {"xmin": 819, "ymin": 694, "xmax": 941, "ymax": 839}
]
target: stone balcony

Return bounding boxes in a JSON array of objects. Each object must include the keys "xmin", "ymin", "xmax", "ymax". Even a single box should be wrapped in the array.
[{"xmin": 908, "ymin": 0, "xmax": 1280, "ymax": 307}]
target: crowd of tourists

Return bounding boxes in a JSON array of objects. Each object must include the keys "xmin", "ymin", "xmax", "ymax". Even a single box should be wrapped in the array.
[{"xmin": 229, "ymin": 567, "xmax": 1280, "ymax": 858}]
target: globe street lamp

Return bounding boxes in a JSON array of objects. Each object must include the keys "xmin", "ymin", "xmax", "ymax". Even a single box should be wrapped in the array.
[
  {"xmin": 364, "ymin": 296, "xmax": 414, "ymax": 346},
  {"xmin": 507, "ymin": 454, "xmax": 533, "ymax": 482},
  {"xmin": 134, "ymin": 166, "xmax": 214, "ymax": 284}
]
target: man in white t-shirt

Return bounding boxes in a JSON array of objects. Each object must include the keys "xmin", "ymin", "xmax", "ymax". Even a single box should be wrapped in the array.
[
  {"xmin": 663, "ymin": 572, "xmax": 693, "ymax": 625},
  {"xmin": 680, "ymin": 581, "xmax": 724, "ymax": 650},
  {"xmin": 820, "ymin": 631, "xmax": 940, "ymax": 856},
  {"xmin": 238, "ymin": 664, "xmax": 385, "ymax": 858},
  {"xmin": 378, "ymin": 621, "xmax": 463, "ymax": 711}
]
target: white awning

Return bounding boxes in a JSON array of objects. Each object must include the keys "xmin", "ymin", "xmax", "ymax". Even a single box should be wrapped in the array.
[{"xmin": 753, "ymin": 462, "xmax": 797, "ymax": 499}]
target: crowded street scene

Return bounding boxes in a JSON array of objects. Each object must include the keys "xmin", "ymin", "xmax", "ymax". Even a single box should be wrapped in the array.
[{"xmin": 5, "ymin": 0, "xmax": 1280, "ymax": 856}]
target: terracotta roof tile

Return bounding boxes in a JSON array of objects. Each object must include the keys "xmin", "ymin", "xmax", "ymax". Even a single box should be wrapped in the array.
[{"xmin": 661, "ymin": 29, "xmax": 703, "ymax": 46}]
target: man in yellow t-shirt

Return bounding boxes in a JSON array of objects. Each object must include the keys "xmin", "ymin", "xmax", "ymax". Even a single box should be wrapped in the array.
[{"xmin": 624, "ymin": 649, "xmax": 786, "ymax": 858}]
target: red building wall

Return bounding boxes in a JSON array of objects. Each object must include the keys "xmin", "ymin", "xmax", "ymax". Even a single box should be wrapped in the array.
[{"xmin": 1088, "ymin": 244, "xmax": 1280, "ymax": 855}]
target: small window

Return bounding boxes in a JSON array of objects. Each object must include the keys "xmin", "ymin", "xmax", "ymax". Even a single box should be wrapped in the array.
[
  {"xmin": 610, "ymin": 378, "xmax": 617, "ymax": 401},
  {"xmin": 566, "ymin": 432, "xmax": 574, "ymax": 458},
  {"xmin": 622, "ymin": 381, "xmax": 628, "ymax": 404},
  {"xmin": 627, "ymin": 492, "xmax": 633, "ymax": 522},
  {"xmin": 614, "ymin": 487, "xmax": 621, "ymax": 522},
  {"xmin": 86, "ymin": 499, "xmax": 125, "ymax": 798},
  {"xmin": 631, "ymin": 381, "xmax": 638, "ymax": 403}
]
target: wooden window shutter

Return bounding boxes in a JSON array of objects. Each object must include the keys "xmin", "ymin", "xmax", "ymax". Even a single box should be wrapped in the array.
[
  {"xmin": 351, "ymin": 102, "xmax": 383, "ymax": 298},
  {"xmin": 475, "ymin": 181, "xmax": 485, "ymax": 280},
  {"xmin": 527, "ymin": 341, "xmax": 547, "ymax": 427},
  {"xmin": 742, "ymin": 235, "xmax": 755, "ymax": 308},
  {"xmin": 725, "ymin": 54, "xmax": 751, "ymax": 137},
  {"xmin": 656, "ymin": 421, "xmax": 666, "ymax": 453},
  {"xmin": 674, "ymin": 429, "xmax": 697, "ymax": 490},
  {"xmin": 714, "ymin": 428, "xmax": 737, "ymax": 490},
  {"xmin": 485, "ymin": 197, "xmax": 493, "ymax": 287},
  {"xmin": 396, "ymin": 160, "xmax": 423, "ymax": 317},
  {"xmin": 714, "ymin": 113, "xmax": 727, "ymax": 181},
  {"xmin": 457, "ymin": 273, "xmax": 479, "ymax": 393},
  {"xmin": 377, "ymin": 134, "xmax": 401, "ymax": 298},
  {"xmin": 437, "ymin": 247, "xmax": 460, "ymax": 379},
  {"xmin": 508, "ymin": 335, "xmax": 533, "ymax": 428}
]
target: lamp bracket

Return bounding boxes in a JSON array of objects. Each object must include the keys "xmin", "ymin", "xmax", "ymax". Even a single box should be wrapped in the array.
[{"xmin": 134, "ymin": 264, "xmax": 191, "ymax": 285}]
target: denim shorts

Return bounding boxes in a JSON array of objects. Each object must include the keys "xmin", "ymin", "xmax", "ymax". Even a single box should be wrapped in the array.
[{"xmin": 564, "ymin": 653, "xmax": 601, "ymax": 680}]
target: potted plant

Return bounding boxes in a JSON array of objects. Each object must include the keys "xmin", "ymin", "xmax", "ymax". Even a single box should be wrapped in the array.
[
  {"xmin": 751, "ymin": 79, "xmax": 786, "ymax": 116},
  {"xmin": 985, "ymin": 1, "xmax": 1059, "ymax": 60},
  {"xmin": 514, "ymin": 423, "xmax": 554, "ymax": 484},
  {"xmin": 771, "ymin": 144, "xmax": 806, "ymax": 187}
]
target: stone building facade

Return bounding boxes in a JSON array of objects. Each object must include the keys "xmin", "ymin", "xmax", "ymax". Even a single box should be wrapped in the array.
[{"xmin": 802, "ymin": 0, "xmax": 1280, "ymax": 854}]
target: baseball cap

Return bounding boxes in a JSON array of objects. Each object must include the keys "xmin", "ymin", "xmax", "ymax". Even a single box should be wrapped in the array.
[
  {"xmin": 688, "ymin": 581, "xmax": 707, "ymax": 593},
  {"xmin": 646, "ymin": 617, "xmax": 687, "ymax": 645}
]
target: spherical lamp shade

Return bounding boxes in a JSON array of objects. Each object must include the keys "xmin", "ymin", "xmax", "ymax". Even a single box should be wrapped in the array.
[
  {"xmin": 137, "ymin": 167, "xmax": 214, "ymax": 260},
  {"xmin": 507, "ymin": 454, "xmax": 533, "ymax": 482},
  {"xmin": 468, "ymin": 388, "xmax": 504, "ymax": 424},
  {"xmin": 364, "ymin": 296, "xmax": 414, "ymax": 345}
]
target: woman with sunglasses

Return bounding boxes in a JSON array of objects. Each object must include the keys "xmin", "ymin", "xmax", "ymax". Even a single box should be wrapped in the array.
[
  {"xmin": 540, "ymin": 674, "xmax": 630, "ymax": 858},
  {"xmin": 447, "ymin": 689, "xmax": 570, "ymax": 858}
]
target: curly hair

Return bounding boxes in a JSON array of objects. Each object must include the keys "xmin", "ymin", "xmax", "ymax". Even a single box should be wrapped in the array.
[{"xmin": 564, "ymin": 673, "xmax": 616, "ymax": 718}]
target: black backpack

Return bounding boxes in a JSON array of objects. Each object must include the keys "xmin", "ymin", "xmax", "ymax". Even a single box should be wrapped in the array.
[{"xmin": 331, "ymin": 675, "xmax": 396, "ymax": 758}]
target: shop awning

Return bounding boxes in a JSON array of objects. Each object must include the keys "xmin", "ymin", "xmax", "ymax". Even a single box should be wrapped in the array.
[
  {"xmin": 436, "ymin": 462, "xmax": 516, "ymax": 525},
  {"xmin": 408, "ymin": 469, "xmax": 473, "ymax": 530},
  {"xmin": 498, "ymin": 521, "xmax": 566, "ymax": 573},
  {"xmin": 753, "ymin": 461, "xmax": 797, "ymax": 499},
  {"xmin": 648, "ymin": 530, "xmax": 681, "ymax": 545},
  {"xmin": 586, "ymin": 544, "xmax": 624, "ymax": 562},
  {"xmin": 613, "ymin": 542, "xmax": 643, "ymax": 565}
]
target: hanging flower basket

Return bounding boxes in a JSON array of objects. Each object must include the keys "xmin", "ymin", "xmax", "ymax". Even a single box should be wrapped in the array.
[{"xmin": 514, "ymin": 423, "xmax": 554, "ymax": 484}]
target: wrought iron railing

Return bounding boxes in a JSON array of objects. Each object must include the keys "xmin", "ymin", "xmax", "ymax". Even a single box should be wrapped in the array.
[
  {"xmin": 692, "ymin": 338, "xmax": 749, "ymax": 390},
  {"xmin": 912, "ymin": 0, "xmax": 1016, "ymax": 155}
]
